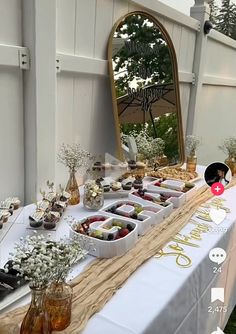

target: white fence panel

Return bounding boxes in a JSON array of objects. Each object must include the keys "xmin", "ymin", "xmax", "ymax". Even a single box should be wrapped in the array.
[
  {"xmin": 194, "ymin": 85, "xmax": 236, "ymax": 164},
  {"xmin": 0, "ymin": 0, "xmax": 24, "ymax": 200},
  {"xmin": 205, "ymin": 33, "xmax": 236, "ymax": 80}
]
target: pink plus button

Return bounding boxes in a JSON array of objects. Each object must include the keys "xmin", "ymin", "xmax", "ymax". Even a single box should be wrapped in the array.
[{"xmin": 211, "ymin": 182, "xmax": 225, "ymax": 196}]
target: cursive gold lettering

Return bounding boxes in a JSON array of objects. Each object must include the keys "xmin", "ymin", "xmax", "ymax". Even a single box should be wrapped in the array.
[{"xmin": 155, "ymin": 249, "xmax": 192, "ymax": 268}]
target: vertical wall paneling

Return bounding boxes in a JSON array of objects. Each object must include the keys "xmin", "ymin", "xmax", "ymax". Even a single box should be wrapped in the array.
[
  {"xmin": 55, "ymin": 0, "xmax": 76, "ymax": 184},
  {"xmin": 172, "ymin": 24, "xmax": 182, "ymax": 63},
  {"xmin": 0, "ymin": 67, "xmax": 24, "ymax": 200},
  {"xmin": 178, "ymin": 28, "xmax": 191, "ymax": 72},
  {"xmin": 163, "ymin": 21, "xmax": 174, "ymax": 40},
  {"xmin": 0, "ymin": 0, "xmax": 24, "ymax": 200},
  {"xmin": 113, "ymin": 0, "xmax": 129, "ymax": 23},
  {"xmin": 23, "ymin": 0, "xmax": 56, "ymax": 203},
  {"xmin": 179, "ymin": 85, "xmax": 191, "ymax": 134},
  {"xmin": 90, "ymin": 0, "xmax": 116, "ymax": 156},
  {"xmin": 73, "ymin": 0, "xmax": 97, "ymax": 150},
  {"xmin": 56, "ymin": 0, "xmax": 76, "ymax": 53},
  {"xmin": 94, "ymin": 0, "xmax": 114, "ymax": 59},
  {"xmin": 186, "ymin": 31, "xmax": 196, "ymax": 73},
  {"xmin": 56, "ymin": 74, "xmax": 75, "ymax": 184},
  {"xmin": 0, "ymin": 0, "xmax": 22, "ymax": 45}
]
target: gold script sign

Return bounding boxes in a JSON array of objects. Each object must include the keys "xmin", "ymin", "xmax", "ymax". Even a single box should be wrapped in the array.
[{"xmin": 154, "ymin": 221, "xmax": 212, "ymax": 268}]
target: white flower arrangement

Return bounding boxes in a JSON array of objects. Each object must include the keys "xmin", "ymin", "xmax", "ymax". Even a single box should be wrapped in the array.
[
  {"xmin": 185, "ymin": 135, "xmax": 200, "ymax": 157},
  {"xmin": 6, "ymin": 233, "xmax": 87, "ymax": 288},
  {"xmin": 57, "ymin": 143, "xmax": 93, "ymax": 173},
  {"xmin": 123, "ymin": 130, "xmax": 165, "ymax": 160},
  {"xmin": 219, "ymin": 137, "xmax": 236, "ymax": 158}
]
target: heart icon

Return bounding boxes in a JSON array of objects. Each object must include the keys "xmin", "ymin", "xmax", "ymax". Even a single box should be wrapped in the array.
[{"xmin": 209, "ymin": 208, "xmax": 226, "ymax": 225}]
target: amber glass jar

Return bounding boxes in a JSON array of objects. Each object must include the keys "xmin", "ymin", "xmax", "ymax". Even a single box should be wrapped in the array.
[
  {"xmin": 45, "ymin": 282, "xmax": 72, "ymax": 331},
  {"xmin": 186, "ymin": 155, "xmax": 197, "ymax": 173}
]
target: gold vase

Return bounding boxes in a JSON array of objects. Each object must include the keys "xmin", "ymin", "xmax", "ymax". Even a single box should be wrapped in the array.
[
  {"xmin": 20, "ymin": 288, "xmax": 51, "ymax": 334},
  {"xmin": 45, "ymin": 282, "xmax": 72, "ymax": 331},
  {"xmin": 66, "ymin": 170, "xmax": 80, "ymax": 205},
  {"xmin": 186, "ymin": 155, "xmax": 197, "ymax": 173},
  {"xmin": 225, "ymin": 156, "xmax": 236, "ymax": 176}
]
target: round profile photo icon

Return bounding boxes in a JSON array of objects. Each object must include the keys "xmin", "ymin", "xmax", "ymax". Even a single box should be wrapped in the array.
[{"xmin": 204, "ymin": 162, "xmax": 232, "ymax": 188}]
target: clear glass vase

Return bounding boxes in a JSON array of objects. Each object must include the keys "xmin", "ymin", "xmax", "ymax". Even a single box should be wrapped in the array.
[
  {"xmin": 45, "ymin": 282, "xmax": 72, "ymax": 331},
  {"xmin": 186, "ymin": 155, "xmax": 197, "ymax": 173},
  {"xmin": 83, "ymin": 180, "xmax": 104, "ymax": 210},
  {"xmin": 66, "ymin": 169, "xmax": 80, "ymax": 205},
  {"xmin": 20, "ymin": 288, "xmax": 51, "ymax": 334}
]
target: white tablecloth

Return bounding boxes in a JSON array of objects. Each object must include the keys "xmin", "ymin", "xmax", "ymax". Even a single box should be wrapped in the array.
[{"xmin": 1, "ymin": 166, "xmax": 236, "ymax": 334}]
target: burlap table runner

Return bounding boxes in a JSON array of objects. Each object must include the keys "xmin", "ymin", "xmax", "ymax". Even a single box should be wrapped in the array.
[{"xmin": 1, "ymin": 180, "xmax": 236, "ymax": 333}]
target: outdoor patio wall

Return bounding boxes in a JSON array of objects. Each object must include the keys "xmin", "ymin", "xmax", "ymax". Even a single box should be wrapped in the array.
[
  {"xmin": 193, "ymin": 31, "xmax": 236, "ymax": 164},
  {"xmin": 55, "ymin": 0, "xmax": 197, "ymax": 185},
  {"xmin": 0, "ymin": 0, "xmax": 24, "ymax": 200}
]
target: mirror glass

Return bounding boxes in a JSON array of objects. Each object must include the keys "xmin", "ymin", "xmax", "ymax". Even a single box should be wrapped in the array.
[{"xmin": 109, "ymin": 12, "xmax": 184, "ymax": 167}]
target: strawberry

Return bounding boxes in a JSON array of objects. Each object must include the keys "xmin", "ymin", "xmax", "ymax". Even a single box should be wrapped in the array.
[
  {"xmin": 119, "ymin": 228, "xmax": 130, "ymax": 238},
  {"xmin": 143, "ymin": 195, "xmax": 153, "ymax": 201}
]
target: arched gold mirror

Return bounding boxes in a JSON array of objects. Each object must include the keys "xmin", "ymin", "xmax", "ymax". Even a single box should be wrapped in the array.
[{"xmin": 108, "ymin": 11, "xmax": 184, "ymax": 168}]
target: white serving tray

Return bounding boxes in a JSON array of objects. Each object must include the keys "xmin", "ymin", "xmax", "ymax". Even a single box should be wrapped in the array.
[
  {"xmin": 146, "ymin": 178, "xmax": 197, "ymax": 203},
  {"xmin": 70, "ymin": 214, "xmax": 138, "ymax": 258},
  {"xmin": 128, "ymin": 192, "xmax": 173, "ymax": 218},
  {"xmin": 0, "ymin": 208, "xmax": 24, "ymax": 243},
  {"xmin": 102, "ymin": 200, "xmax": 164, "ymax": 236},
  {"xmin": 161, "ymin": 179, "xmax": 185, "ymax": 191},
  {"xmin": 146, "ymin": 185, "xmax": 185, "ymax": 208},
  {"xmin": 0, "ymin": 284, "xmax": 30, "ymax": 312},
  {"xmin": 103, "ymin": 189, "xmax": 130, "ymax": 199}
]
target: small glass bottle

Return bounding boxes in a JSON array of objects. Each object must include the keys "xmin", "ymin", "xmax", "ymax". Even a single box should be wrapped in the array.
[
  {"xmin": 83, "ymin": 180, "xmax": 104, "ymax": 210},
  {"xmin": 66, "ymin": 169, "xmax": 80, "ymax": 205},
  {"xmin": 45, "ymin": 281, "xmax": 72, "ymax": 331}
]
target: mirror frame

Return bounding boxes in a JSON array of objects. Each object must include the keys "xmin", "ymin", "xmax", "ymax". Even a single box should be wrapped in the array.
[{"xmin": 108, "ymin": 11, "xmax": 185, "ymax": 166}]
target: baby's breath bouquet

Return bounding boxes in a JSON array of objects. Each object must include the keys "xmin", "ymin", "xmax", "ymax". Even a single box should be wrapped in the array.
[
  {"xmin": 185, "ymin": 135, "xmax": 200, "ymax": 157},
  {"xmin": 219, "ymin": 137, "xmax": 236, "ymax": 176},
  {"xmin": 125, "ymin": 129, "xmax": 165, "ymax": 160},
  {"xmin": 7, "ymin": 233, "xmax": 87, "ymax": 288},
  {"xmin": 185, "ymin": 135, "xmax": 200, "ymax": 173},
  {"xmin": 219, "ymin": 137, "xmax": 236, "ymax": 158},
  {"xmin": 57, "ymin": 143, "xmax": 94, "ymax": 205},
  {"xmin": 8, "ymin": 233, "xmax": 87, "ymax": 333},
  {"xmin": 51, "ymin": 237, "xmax": 87, "ymax": 283},
  {"xmin": 57, "ymin": 143, "xmax": 93, "ymax": 173}
]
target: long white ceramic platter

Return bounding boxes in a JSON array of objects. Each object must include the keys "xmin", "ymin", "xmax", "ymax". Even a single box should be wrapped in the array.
[{"xmin": 0, "ymin": 285, "xmax": 30, "ymax": 312}]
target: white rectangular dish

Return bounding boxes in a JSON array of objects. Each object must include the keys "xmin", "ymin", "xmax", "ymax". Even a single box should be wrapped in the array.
[
  {"xmin": 145, "ymin": 186, "xmax": 185, "ymax": 208},
  {"xmin": 0, "ymin": 222, "xmax": 14, "ymax": 243},
  {"xmin": 102, "ymin": 200, "xmax": 164, "ymax": 235},
  {"xmin": 161, "ymin": 179, "xmax": 185, "ymax": 191},
  {"xmin": 128, "ymin": 192, "xmax": 173, "ymax": 218},
  {"xmin": 69, "ymin": 214, "xmax": 138, "ymax": 258},
  {"xmin": 146, "ymin": 178, "xmax": 197, "ymax": 203}
]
